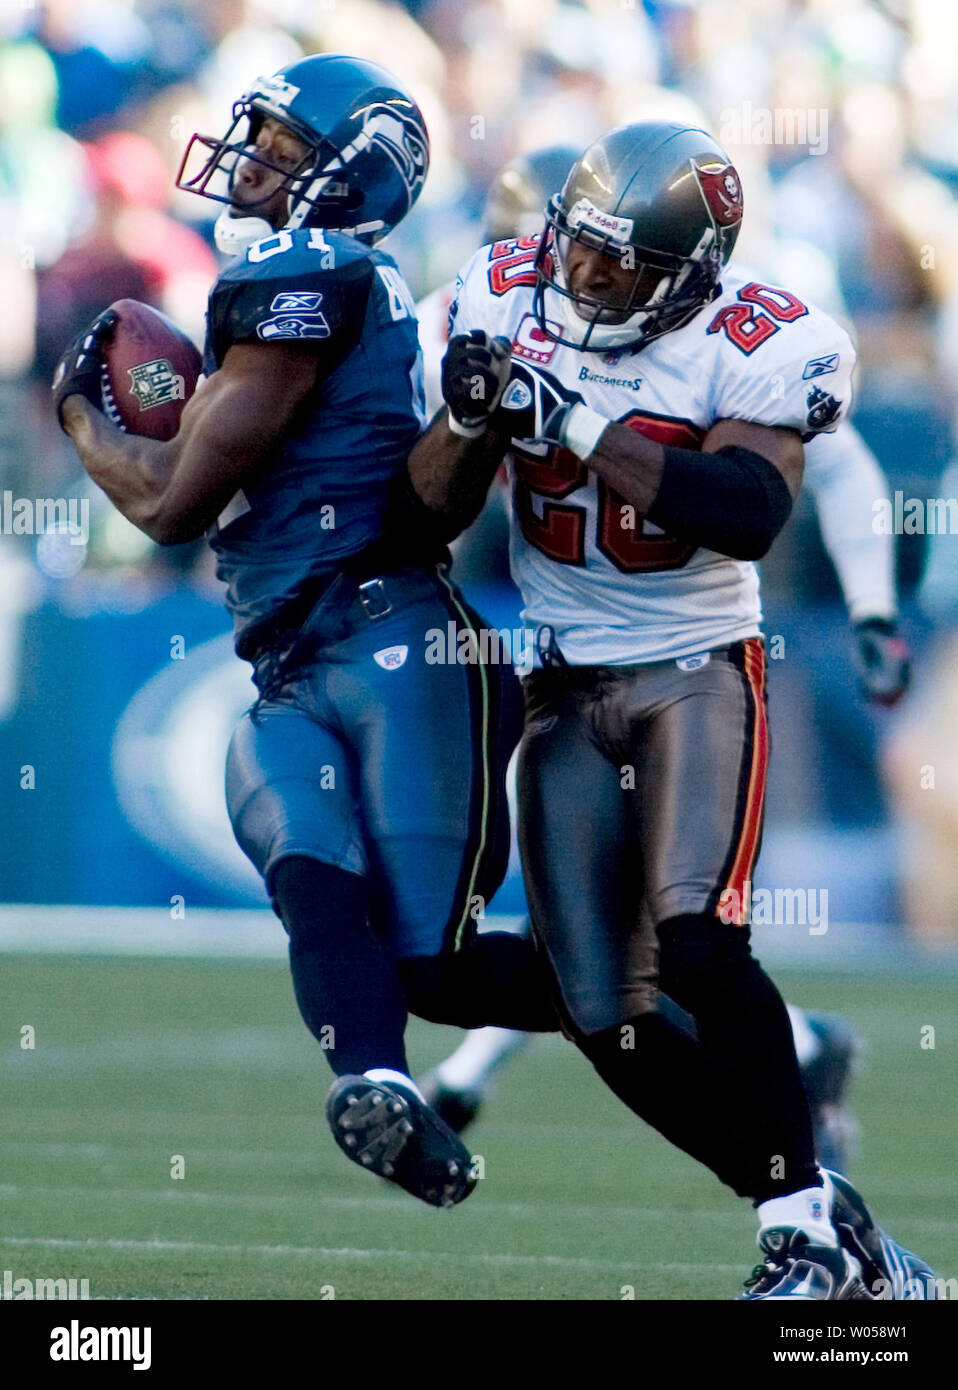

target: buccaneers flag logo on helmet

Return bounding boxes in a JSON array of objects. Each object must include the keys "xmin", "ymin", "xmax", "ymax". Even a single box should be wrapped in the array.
[{"xmin": 694, "ymin": 160, "xmax": 744, "ymax": 228}]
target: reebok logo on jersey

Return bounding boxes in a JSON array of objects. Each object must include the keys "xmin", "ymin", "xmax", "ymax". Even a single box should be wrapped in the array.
[
  {"xmin": 676, "ymin": 653, "xmax": 710, "ymax": 671},
  {"xmin": 258, "ymin": 292, "xmax": 331, "ymax": 341},
  {"xmin": 802, "ymin": 352, "xmax": 840, "ymax": 380},
  {"xmin": 271, "ymin": 291, "xmax": 325, "ymax": 312},
  {"xmin": 374, "ymin": 645, "xmax": 408, "ymax": 671}
]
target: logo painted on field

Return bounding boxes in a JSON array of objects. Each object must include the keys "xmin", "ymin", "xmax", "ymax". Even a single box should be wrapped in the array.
[
  {"xmin": 802, "ymin": 352, "xmax": 840, "ymax": 380},
  {"xmin": 512, "ymin": 312, "xmax": 561, "ymax": 363},
  {"xmin": 126, "ymin": 359, "xmax": 186, "ymax": 411},
  {"xmin": 374, "ymin": 645, "xmax": 408, "ymax": 671}
]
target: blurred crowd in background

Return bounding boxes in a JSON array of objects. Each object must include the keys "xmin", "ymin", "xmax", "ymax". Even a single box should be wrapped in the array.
[{"xmin": 3, "ymin": 0, "xmax": 958, "ymax": 936}]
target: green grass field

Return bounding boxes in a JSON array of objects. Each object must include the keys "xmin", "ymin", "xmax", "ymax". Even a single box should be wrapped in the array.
[{"xmin": 2, "ymin": 953, "xmax": 955, "ymax": 1300}]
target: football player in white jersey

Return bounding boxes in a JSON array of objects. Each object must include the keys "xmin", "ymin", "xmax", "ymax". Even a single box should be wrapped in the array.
[
  {"xmin": 419, "ymin": 146, "xmax": 907, "ymax": 1173},
  {"xmin": 405, "ymin": 122, "xmax": 936, "ymax": 1299}
]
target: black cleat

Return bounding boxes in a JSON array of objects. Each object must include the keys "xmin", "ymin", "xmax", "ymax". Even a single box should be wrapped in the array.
[
  {"xmin": 325, "ymin": 1075, "xmax": 478, "ymax": 1208},
  {"xmin": 800, "ymin": 1011, "xmax": 859, "ymax": 1173},
  {"xmin": 739, "ymin": 1226, "xmax": 870, "ymax": 1300},
  {"xmin": 418, "ymin": 1070, "xmax": 485, "ymax": 1134},
  {"xmin": 825, "ymin": 1169, "xmax": 941, "ymax": 1300}
]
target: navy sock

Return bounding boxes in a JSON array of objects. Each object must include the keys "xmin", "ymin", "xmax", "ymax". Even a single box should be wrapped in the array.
[
  {"xmin": 272, "ymin": 855, "xmax": 409, "ymax": 1077},
  {"xmin": 399, "ymin": 932, "xmax": 559, "ymax": 1032}
]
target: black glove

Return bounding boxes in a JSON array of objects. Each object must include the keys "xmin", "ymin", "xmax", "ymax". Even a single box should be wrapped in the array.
[
  {"xmin": 52, "ymin": 308, "xmax": 117, "ymax": 430},
  {"xmin": 441, "ymin": 330, "xmax": 512, "ymax": 437},
  {"xmin": 853, "ymin": 617, "xmax": 911, "ymax": 706}
]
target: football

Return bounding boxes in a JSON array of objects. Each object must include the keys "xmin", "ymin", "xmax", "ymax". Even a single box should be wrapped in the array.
[{"xmin": 100, "ymin": 299, "xmax": 202, "ymax": 441}]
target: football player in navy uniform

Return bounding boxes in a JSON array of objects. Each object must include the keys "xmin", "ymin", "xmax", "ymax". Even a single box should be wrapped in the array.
[
  {"xmin": 406, "ymin": 122, "xmax": 938, "ymax": 1296},
  {"xmin": 52, "ymin": 54, "xmax": 558, "ymax": 1210}
]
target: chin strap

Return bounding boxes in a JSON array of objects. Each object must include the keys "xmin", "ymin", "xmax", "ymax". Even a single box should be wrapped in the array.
[{"xmin": 214, "ymin": 209, "xmax": 274, "ymax": 257}]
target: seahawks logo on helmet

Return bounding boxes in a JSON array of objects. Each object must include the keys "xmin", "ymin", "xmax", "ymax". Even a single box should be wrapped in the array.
[{"xmin": 357, "ymin": 103, "xmax": 429, "ymax": 207}]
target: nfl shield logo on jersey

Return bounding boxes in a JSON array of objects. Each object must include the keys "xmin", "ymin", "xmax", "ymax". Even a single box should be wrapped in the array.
[
  {"xmin": 127, "ymin": 359, "xmax": 186, "ymax": 411},
  {"xmin": 374, "ymin": 645, "xmax": 408, "ymax": 671}
]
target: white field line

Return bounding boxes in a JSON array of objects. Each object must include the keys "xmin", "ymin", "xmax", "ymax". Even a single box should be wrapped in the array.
[
  {"xmin": 4, "ymin": 1139, "xmax": 958, "ymax": 1203},
  {"xmin": 0, "ymin": 1233, "xmax": 741, "ymax": 1275},
  {"xmin": 3, "ymin": 1182, "xmax": 957, "ymax": 1237},
  {"xmin": 0, "ymin": 1181, "xmax": 745, "ymax": 1225}
]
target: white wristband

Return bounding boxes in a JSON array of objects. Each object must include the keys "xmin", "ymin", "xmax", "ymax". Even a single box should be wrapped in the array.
[
  {"xmin": 447, "ymin": 409, "xmax": 487, "ymax": 440},
  {"xmin": 561, "ymin": 403, "xmax": 608, "ymax": 459}
]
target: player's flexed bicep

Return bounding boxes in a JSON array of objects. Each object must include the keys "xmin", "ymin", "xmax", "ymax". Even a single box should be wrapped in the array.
[
  {"xmin": 58, "ymin": 335, "xmax": 324, "ymax": 545},
  {"xmin": 140, "ymin": 341, "xmax": 321, "ymax": 541},
  {"xmin": 59, "ymin": 231, "xmax": 375, "ymax": 544}
]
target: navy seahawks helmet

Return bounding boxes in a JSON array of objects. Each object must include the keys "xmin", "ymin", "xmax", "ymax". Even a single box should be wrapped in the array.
[
  {"xmin": 533, "ymin": 122, "xmax": 743, "ymax": 352},
  {"xmin": 176, "ymin": 54, "xmax": 429, "ymax": 250}
]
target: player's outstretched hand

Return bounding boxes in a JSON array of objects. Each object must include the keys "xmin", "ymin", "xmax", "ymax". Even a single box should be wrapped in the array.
[
  {"xmin": 52, "ymin": 309, "xmax": 118, "ymax": 430},
  {"xmin": 442, "ymin": 330, "xmax": 512, "ymax": 438},
  {"xmin": 853, "ymin": 617, "xmax": 911, "ymax": 706}
]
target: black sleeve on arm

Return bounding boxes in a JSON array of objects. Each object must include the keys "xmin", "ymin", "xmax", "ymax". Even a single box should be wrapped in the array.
[
  {"xmin": 382, "ymin": 465, "xmax": 454, "ymax": 561},
  {"xmin": 646, "ymin": 444, "xmax": 794, "ymax": 561}
]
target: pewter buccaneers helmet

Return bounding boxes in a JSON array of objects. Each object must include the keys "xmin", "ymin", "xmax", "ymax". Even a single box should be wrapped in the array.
[
  {"xmin": 176, "ymin": 54, "xmax": 429, "ymax": 253},
  {"xmin": 533, "ymin": 121, "xmax": 744, "ymax": 352}
]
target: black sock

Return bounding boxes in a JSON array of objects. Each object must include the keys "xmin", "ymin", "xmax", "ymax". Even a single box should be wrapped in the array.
[
  {"xmin": 272, "ymin": 855, "xmax": 409, "ymax": 1077},
  {"xmin": 400, "ymin": 933, "xmax": 559, "ymax": 1032},
  {"xmin": 658, "ymin": 914, "xmax": 820, "ymax": 1202},
  {"xmin": 576, "ymin": 1011, "xmax": 741, "ymax": 1187}
]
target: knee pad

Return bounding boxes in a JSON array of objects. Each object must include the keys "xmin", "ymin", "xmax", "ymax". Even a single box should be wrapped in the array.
[{"xmin": 657, "ymin": 912, "xmax": 753, "ymax": 1000}]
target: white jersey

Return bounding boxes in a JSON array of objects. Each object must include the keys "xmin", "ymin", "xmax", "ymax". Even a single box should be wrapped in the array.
[{"xmin": 448, "ymin": 238, "xmax": 856, "ymax": 665}]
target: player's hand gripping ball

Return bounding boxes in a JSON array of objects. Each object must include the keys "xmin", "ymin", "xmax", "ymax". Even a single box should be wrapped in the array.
[
  {"xmin": 53, "ymin": 300, "xmax": 202, "ymax": 441},
  {"xmin": 52, "ymin": 308, "xmax": 118, "ymax": 428},
  {"xmin": 442, "ymin": 330, "xmax": 512, "ymax": 437}
]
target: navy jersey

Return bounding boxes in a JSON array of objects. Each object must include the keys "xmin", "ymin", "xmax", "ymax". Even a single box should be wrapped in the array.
[{"xmin": 203, "ymin": 227, "xmax": 426, "ymax": 645}]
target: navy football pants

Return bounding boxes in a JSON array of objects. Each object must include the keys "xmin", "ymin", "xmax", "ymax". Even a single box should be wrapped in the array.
[{"xmin": 226, "ymin": 566, "xmax": 521, "ymax": 959}]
